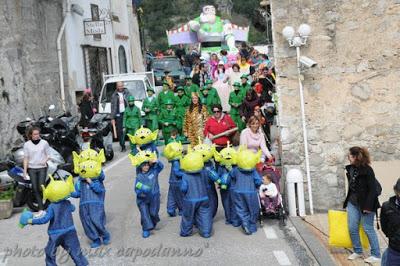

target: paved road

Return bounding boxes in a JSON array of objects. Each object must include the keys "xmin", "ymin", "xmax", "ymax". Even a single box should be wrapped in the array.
[{"xmin": 0, "ymin": 145, "xmax": 318, "ymax": 266}]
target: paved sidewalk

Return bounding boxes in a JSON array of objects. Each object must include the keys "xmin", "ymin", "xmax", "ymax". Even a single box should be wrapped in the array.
[
  {"xmin": 292, "ymin": 160, "xmax": 399, "ymax": 265},
  {"xmin": 303, "ymin": 214, "xmax": 388, "ymax": 266}
]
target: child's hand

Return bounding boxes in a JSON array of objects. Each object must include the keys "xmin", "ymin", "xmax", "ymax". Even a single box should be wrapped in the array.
[
  {"xmin": 149, "ymin": 159, "xmax": 157, "ymax": 164},
  {"xmin": 86, "ymin": 178, "xmax": 92, "ymax": 184}
]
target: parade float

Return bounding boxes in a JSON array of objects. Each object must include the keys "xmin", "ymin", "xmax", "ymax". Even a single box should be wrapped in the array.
[{"xmin": 166, "ymin": 5, "xmax": 249, "ymax": 59}]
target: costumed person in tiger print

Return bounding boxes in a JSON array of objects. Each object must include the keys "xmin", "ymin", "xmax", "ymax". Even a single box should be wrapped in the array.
[{"xmin": 183, "ymin": 92, "xmax": 209, "ymax": 146}]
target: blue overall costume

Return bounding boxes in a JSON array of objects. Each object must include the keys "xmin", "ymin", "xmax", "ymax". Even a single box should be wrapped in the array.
[
  {"xmin": 180, "ymin": 170, "xmax": 213, "ymax": 238},
  {"xmin": 71, "ymin": 171, "xmax": 110, "ymax": 247},
  {"xmin": 135, "ymin": 161, "xmax": 164, "ymax": 235},
  {"xmin": 230, "ymin": 167, "xmax": 262, "ymax": 234},
  {"xmin": 167, "ymin": 160, "xmax": 184, "ymax": 216},
  {"xmin": 204, "ymin": 160, "xmax": 219, "ymax": 218},
  {"xmin": 31, "ymin": 200, "xmax": 88, "ymax": 266},
  {"xmin": 217, "ymin": 165, "xmax": 240, "ymax": 226}
]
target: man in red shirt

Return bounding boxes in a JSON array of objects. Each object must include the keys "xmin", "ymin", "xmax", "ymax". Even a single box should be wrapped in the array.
[{"xmin": 204, "ymin": 104, "xmax": 237, "ymax": 150}]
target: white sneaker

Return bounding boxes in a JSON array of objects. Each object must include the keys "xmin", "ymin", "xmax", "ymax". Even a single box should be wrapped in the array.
[
  {"xmin": 348, "ymin": 253, "xmax": 363, "ymax": 260},
  {"xmin": 364, "ymin": 256, "xmax": 381, "ymax": 263}
]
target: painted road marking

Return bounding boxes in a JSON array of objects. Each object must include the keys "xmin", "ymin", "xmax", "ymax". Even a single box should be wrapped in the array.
[
  {"xmin": 263, "ymin": 226, "xmax": 278, "ymax": 239},
  {"xmin": 273, "ymin": 250, "xmax": 292, "ymax": 265},
  {"xmin": 0, "ymin": 253, "xmax": 8, "ymax": 266},
  {"xmin": 103, "ymin": 155, "xmax": 128, "ymax": 172}
]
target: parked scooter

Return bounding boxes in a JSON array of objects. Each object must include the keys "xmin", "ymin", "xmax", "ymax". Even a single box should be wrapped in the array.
[
  {"xmin": 77, "ymin": 113, "xmax": 114, "ymax": 161},
  {"xmin": 0, "ymin": 149, "xmax": 72, "ymax": 212}
]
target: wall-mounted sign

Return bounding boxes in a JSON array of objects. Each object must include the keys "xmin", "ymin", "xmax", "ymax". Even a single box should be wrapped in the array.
[
  {"xmin": 115, "ymin": 34, "xmax": 129, "ymax": 40},
  {"xmin": 84, "ymin": 20, "xmax": 106, "ymax": 35}
]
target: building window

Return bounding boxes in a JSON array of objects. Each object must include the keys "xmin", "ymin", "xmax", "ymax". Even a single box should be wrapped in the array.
[
  {"xmin": 91, "ymin": 4, "xmax": 101, "ymax": 41},
  {"xmin": 118, "ymin": 45, "xmax": 127, "ymax": 73}
]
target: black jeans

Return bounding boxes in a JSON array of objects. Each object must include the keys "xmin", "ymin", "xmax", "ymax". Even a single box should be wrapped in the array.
[
  {"xmin": 28, "ymin": 167, "xmax": 47, "ymax": 210},
  {"xmin": 115, "ymin": 114, "xmax": 125, "ymax": 148}
]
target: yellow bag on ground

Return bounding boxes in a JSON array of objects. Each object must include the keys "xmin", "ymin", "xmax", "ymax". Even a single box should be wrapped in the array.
[{"xmin": 328, "ymin": 210, "xmax": 369, "ymax": 249}]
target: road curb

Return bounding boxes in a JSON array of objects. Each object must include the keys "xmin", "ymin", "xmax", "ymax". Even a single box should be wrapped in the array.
[{"xmin": 290, "ymin": 217, "xmax": 336, "ymax": 266}]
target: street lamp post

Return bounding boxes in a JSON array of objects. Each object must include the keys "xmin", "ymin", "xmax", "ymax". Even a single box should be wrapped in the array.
[{"xmin": 282, "ymin": 24, "xmax": 314, "ymax": 215}]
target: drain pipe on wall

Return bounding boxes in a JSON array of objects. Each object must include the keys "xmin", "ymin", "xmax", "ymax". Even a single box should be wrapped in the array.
[{"xmin": 57, "ymin": 0, "xmax": 71, "ymax": 112}]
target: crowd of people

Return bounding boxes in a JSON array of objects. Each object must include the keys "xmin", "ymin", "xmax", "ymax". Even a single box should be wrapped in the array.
[
  {"xmin": 115, "ymin": 42, "xmax": 279, "ymax": 162},
  {"xmin": 21, "ymin": 43, "xmax": 399, "ymax": 265}
]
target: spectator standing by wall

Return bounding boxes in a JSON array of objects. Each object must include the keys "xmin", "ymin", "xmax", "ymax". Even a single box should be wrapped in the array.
[
  {"xmin": 343, "ymin": 147, "xmax": 381, "ymax": 264},
  {"xmin": 239, "ymin": 116, "xmax": 272, "ymax": 162},
  {"xmin": 23, "ymin": 126, "xmax": 50, "ymax": 212}
]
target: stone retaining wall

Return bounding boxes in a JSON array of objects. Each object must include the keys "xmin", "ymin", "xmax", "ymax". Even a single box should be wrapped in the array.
[{"xmin": 270, "ymin": 0, "xmax": 400, "ymax": 210}]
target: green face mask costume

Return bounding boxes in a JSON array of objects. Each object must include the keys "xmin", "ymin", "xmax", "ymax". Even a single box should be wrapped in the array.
[
  {"xmin": 236, "ymin": 145, "xmax": 262, "ymax": 170},
  {"xmin": 180, "ymin": 146, "xmax": 204, "ymax": 173},
  {"xmin": 127, "ymin": 126, "xmax": 159, "ymax": 146},
  {"xmin": 193, "ymin": 137, "xmax": 215, "ymax": 162},
  {"xmin": 163, "ymin": 141, "xmax": 183, "ymax": 161}
]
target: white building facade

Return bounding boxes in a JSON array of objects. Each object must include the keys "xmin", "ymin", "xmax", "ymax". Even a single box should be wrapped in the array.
[{"xmin": 64, "ymin": 0, "xmax": 144, "ymax": 101}]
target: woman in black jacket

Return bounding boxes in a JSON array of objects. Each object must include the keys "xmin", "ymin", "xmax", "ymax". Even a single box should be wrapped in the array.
[
  {"xmin": 343, "ymin": 147, "xmax": 381, "ymax": 263},
  {"xmin": 381, "ymin": 178, "xmax": 400, "ymax": 266}
]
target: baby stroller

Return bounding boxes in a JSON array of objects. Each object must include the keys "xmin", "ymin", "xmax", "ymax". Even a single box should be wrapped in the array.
[{"xmin": 256, "ymin": 162, "xmax": 287, "ymax": 226}]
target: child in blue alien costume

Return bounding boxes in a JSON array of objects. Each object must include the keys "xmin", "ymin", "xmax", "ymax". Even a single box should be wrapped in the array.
[
  {"xmin": 163, "ymin": 141, "xmax": 185, "ymax": 217},
  {"xmin": 19, "ymin": 175, "xmax": 88, "ymax": 266},
  {"xmin": 71, "ymin": 148, "xmax": 111, "ymax": 248},
  {"xmin": 193, "ymin": 138, "xmax": 219, "ymax": 218},
  {"xmin": 129, "ymin": 149, "xmax": 164, "ymax": 238},
  {"xmin": 128, "ymin": 126, "xmax": 159, "ymax": 157},
  {"xmin": 179, "ymin": 148, "xmax": 213, "ymax": 238},
  {"xmin": 230, "ymin": 147, "xmax": 263, "ymax": 235},
  {"xmin": 213, "ymin": 142, "xmax": 241, "ymax": 227}
]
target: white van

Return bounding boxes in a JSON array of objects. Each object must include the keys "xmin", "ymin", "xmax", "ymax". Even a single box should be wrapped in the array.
[{"xmin": 98, "ymin": 71, "xmax": 160, "ymax": 115}]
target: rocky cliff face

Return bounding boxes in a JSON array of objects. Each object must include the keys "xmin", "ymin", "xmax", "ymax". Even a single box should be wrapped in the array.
[
  {"xmin": 0, "ymin": 0, "xmax": 69, "ymax": 158},
  {"xmin": 270, "ymin": 0, "xmax": 400, "ymax": 210}
]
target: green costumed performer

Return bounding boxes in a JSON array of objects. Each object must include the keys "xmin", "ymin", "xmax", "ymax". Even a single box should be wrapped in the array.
[
  {"xmin": 204, "ymin": 79, "xmax": 221, "ymax": 105},
  {"xmin": 174, "ymin": 86, "xmax": 191, "ymax": 135},
  {"xmin": 200, "ymin": 84, "xmax": 220, "ymax": 114},
  {"xmin": 157, "ymin": 80, "xmax": 175, "ymax": 108},
  {"xmin": 124, "ymin": 95, "xmax": 142, "ymax": 151},
  {"xmin": 240, "ymin": 74, "xmax": 251, "ymax": 94},
  {"xmin": 184, "ymin": 76, "xmax": 199, "ymax": 97},
  {"xmin": 159, "ymin": 99, "xmax": 178, "ymax": 145},
  {"xmin": 229, "ymin": 82, "xmax": 246, "ymax": 131},
  {"xmin": 142, "ymin": 87, "xmax": 158, "ymax": 132}
]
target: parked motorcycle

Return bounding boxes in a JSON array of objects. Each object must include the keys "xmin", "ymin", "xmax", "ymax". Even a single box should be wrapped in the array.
[
  {"xmin": 77, "ymin": 113, "xmax": 114, "ymax": 161},
  {"xmin": 0, "ymin": 150, "xmax": 72, "ymax": 212},
  {"xmin": 15, "ymin": 106, "xmax": 81, "ymax": 173}
]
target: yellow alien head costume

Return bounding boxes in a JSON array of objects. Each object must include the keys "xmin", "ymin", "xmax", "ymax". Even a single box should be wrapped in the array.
[
  {"xmin": 72, "ymin": 148, "xmax": 105, "ymax": 179},
  {"xmin": 127, "ymin": 126, "xmax": 158, "ymax": 145},
  {"xmin": 41, "ymin": 175, "xmax": 75, "ymax": 202},
  {"xmin": 193, "ymin": 137, "xmax": 215, "ymax": 162},
  {"xmin": 128, "ymin": 149, "xmax": 158, "ymax": 167},
  {"xmin": 236, "ymin": 145, "xmax": 262, "ymax": 171},
  {"xmin": 213, "ymin": 142, "xmax": 238, "ymax": 167},
  {"xmin": 180, "ymin": 146, "xmax": 204, "ymax": 173},
  {"xmin": 163, "ymin": 141, "xmax": 183, "ymax": 161}
]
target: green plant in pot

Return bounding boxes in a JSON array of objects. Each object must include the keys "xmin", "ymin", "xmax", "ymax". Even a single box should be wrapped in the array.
[{"xmin": 0, "ymin": 185, "xmax": 14, "ymax": 219}]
